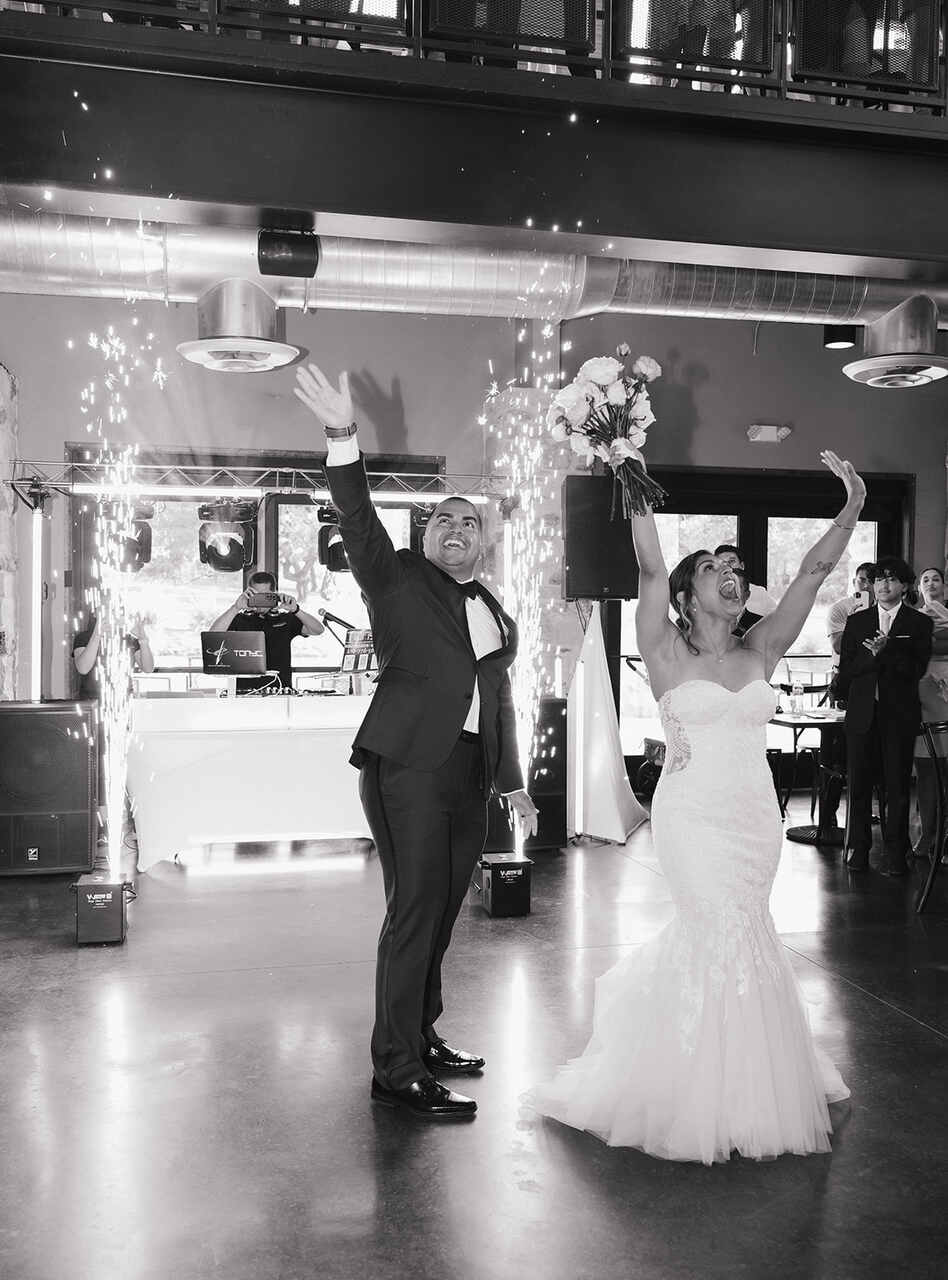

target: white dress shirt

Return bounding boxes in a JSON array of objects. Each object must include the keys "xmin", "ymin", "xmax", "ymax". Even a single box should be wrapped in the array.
[
  {"xmin": 878, "ymin": 601, "xmax": 900, "ymax": 636},
  {"xmin": 459, "ymin": 587, "xmax": 504, "ymax": 733},
  {"xmin": 874, "ymin": 601, "xmax": 902, "ymax": 699}
]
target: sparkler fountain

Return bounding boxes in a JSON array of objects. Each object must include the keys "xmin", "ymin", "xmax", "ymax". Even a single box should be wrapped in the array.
[
  {"xmin": 75, "ymin": 323, "xmax": 164, "ymax": 881},
  {"xmin": 483, "ymin": 265, "xmax": 577, "ymax": 844}
]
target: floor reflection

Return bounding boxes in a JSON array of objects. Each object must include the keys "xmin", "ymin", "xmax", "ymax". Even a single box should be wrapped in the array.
[{"xmin": 0, "ymin": 794, "xmax": 944, "ymax": 1279}]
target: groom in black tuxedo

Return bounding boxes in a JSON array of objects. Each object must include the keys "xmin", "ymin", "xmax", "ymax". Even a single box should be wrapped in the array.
[
  {"xmin": 295, "ymin": 363, "xmax": 537, "ymax": 1119},
  {"xmin": 836, "ymin": 556, "xmax": 932, "ymax": 876}
]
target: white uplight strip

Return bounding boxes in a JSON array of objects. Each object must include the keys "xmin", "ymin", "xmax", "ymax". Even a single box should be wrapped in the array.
[
  {"xmin": 70, "ymin": 483, "xmax": 489, "ymax": 505},
  {"xmin": 30, "ymin": 507, "xmax": 44, "ymax": 702},
  {"xmin": 73, "ymin": 484, "xmax": 261, "ymax": 499},
  {"xmin": 574, "ymin": 658, "xmax": 585, "ymax": 836}
]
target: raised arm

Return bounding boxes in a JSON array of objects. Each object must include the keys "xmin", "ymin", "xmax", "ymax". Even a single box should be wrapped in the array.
[
  {"xmin": 295, "ymin": 363, "xmax": 402, "ymax": 600},
  {"xmin": 130, "ymin": 617, "xmax": 155, "ymax": 674},
  {"xmin": 631, "ymin": 502, "xmax": 677, "ymax": 672},
  {"xmin": 73, "ymin": 616, "xmax": 100, "ymax": 677},
  {"xmin": 209, "ymin": 589, "xmax": 250, "ymax": 634},
  {"xmin": 746, "ymin": 451, "xmax": 866, "ymax": 680}
]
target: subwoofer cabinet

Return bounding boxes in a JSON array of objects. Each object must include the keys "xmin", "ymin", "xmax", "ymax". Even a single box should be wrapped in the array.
[
  {"xmin": 0, "ymin": 702, "xmax": 98, "ymax": 875},
  {"xmin": 484, "ymin": 696, "xmax": 567, "ymax": 853}
]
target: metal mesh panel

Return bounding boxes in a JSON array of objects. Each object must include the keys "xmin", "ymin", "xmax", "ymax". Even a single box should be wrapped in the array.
[
  {"xmin": 66, "ymin": 0, "xmax": 202, "ymax": 29},
  {"xmin": 221, "ymin": 0, "xmax": 406, "ymax": 30},
  {"xmin": 612, "ymin": 0, "xmax": 775, "ymax": 69},
  {"xmin": 429, "ymin": 0, "xmax": 595, "ymax": 52},
  {"xmin": 794, "ymin": 0, "xmax": 939, "ymax": 90}
]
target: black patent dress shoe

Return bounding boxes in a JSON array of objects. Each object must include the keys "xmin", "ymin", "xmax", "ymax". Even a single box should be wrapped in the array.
[
  {"xmin": 423, "ymin": 1037, "xmax": 486, "ymax": 1073},
  {"xmin": 370, "ymin": 1076, "xmax": 477, "ymax": 1118},
  {"xmin": 844, "ymin": 847, "xmax": 870, "ymax": 872}
]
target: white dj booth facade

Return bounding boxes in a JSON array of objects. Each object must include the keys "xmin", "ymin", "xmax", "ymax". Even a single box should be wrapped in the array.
[{"xmin": 127, "ymin": 694, "xmax": 373, "ymax": 872}]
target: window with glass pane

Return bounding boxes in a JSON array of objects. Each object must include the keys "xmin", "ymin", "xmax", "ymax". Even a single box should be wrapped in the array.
[
  {"xmin": 277, "ymin": 503, "xmax": 412, "ymax": 667},
  {"xmin": 618, "ymin": 512, "xmax": 738, "ymax": 753},
  {"xmin": 620, "ymin": 513, "xmax": 738, "ymax": 655},
  {"xmin": 119, "ymin": 500, "xmax": 243, "ymax": 667},
  {"xmin": 652, "ymin": 512, "xmax": 740, "ymax": 574},
  {"xmin": 767, "ymin": 517, "xmax": 877, "ymax": 660}
]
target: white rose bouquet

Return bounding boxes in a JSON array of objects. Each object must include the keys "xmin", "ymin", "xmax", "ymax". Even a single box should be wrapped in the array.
[{"xmin": 547, "ymin": 344, "xmax": 668, "ymax": 521}]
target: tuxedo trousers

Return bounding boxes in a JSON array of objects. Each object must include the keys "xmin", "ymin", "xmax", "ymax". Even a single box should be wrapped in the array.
[
  {"xmin": 359, "ymin": 740, "xmax": 488, "ymax": 1090},
  {"xmin": 845, "ymin": 705, "xmax": 917, "ymax": 860}
]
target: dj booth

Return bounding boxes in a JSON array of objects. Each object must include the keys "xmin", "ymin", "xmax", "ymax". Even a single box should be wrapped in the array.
[{"xmin": 127, "ymin": 694, "xmax": 373, "ymax": 872}]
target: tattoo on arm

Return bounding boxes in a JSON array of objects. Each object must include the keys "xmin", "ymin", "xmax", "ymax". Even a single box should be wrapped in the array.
[{"xmin": 808, "ymin": 559, "xmax": 835, "ymax": 577}]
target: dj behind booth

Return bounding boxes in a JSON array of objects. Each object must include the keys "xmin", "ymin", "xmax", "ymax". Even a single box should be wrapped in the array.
[
  {"xmin": 129, "ymin": 609, "xmax": 379, "ymax": 871},
  {"xmin": 206, "ymin": 570, "xmax": 325, "ymax": 692}
]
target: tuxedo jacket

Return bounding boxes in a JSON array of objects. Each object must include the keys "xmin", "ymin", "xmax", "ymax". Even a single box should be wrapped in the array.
[
  {"xmin": 836, "ymin": 603, "xmax": 933, "ymax": 735},
  {"xmin": 325, "ymin": 456, "xmax": 524, "ymax": 796}
]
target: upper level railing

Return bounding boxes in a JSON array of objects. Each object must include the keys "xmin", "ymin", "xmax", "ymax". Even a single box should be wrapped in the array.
[{"xmin": 1, "ymin": 0, "xmax": 946, "ymax": 115}]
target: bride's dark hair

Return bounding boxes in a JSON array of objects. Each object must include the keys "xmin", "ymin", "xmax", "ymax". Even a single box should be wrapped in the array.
[{"xmin": 669, "ymin": 550, "xmax": 711, "ymax": 657}]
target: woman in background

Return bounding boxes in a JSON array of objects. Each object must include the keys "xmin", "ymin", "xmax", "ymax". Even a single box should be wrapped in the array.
[{"xmin": 913, "ymin": 567, "xmax": 948, "ymax": 862}]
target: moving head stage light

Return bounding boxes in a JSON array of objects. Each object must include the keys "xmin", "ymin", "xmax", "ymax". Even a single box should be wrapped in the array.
[
  {"xmin": 99, "ymin": 502, "xmax": 154, "ymax": 573},
  {"xmin": 198, "ymin": 500, "xmax": 258, "ymax": 572},
  {"xmin": 315, "ymin": 504, "xmax": 349, "ymax": 574}
]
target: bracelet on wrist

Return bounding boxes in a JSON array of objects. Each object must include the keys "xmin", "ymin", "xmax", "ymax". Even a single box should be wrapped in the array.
[
  {"xmin": 833, "ymin": 519, "xmax": 857, "ymax": 530},
  {"xmin": 325, "ymin": 422, "xmax": 357, "ymax": 440}
]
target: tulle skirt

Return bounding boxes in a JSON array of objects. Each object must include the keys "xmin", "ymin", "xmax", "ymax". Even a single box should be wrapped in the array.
[{"xmin": 528, "ymin": 905, "xmax": 849, "ymax": 1166}]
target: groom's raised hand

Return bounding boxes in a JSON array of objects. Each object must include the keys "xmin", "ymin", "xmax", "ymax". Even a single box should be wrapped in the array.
[{"xmin": 294, "ymin": 363, "xmax": 353, "ymax": 431}]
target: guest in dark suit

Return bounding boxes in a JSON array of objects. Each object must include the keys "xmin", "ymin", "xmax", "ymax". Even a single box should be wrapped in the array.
[
  {"xmin": 295, "ymin": 363, "xmax": 538, "ymax": 1119},
  {"xmin": 836, "ymin": 556, "xmax": 933, "ymax": 876}
]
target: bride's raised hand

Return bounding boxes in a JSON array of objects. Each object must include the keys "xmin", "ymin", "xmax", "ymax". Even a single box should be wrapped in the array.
[
  {"xmin": 294, "ymin": 363, "xmax": 353, "ymax": 431},
  {"xmin": 820, "ymin": 449, "xmax": 866, "ymax": 509}
]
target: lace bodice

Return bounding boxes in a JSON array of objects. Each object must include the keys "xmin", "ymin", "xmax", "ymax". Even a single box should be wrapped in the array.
[{"xmin": 658, "ymin": 679, "xmax": 776, "ymax": 776}]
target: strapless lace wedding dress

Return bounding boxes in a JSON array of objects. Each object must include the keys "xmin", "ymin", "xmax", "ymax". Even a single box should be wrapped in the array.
[{"xmin": 530, "ymin": 679, "xmax": 849, "ymax": 1165}]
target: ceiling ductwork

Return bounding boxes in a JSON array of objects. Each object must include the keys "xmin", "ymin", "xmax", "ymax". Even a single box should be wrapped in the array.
[
  {"xmin": 842, "ymin": 295, "xmax": 948, "ymax": 388},
  {"xmin": 0, "ymin": 210, "xmax": 614, "ymax": 319},
  {"xmin": 1, "ymin": 210, "xmax": 947, "ymax": 384}
]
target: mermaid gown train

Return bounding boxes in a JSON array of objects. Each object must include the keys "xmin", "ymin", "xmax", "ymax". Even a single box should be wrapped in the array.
[{"xmin": 530, "ymin": 679, "xmax": 849, "ymax": 1165}]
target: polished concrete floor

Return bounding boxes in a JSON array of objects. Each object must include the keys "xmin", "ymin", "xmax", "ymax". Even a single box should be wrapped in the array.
[{"xmin": 1, "ymin": 800, "xmax": 947, "ymax": 1280}]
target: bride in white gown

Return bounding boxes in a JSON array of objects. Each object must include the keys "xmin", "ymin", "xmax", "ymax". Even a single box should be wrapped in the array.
[{"xmin": 531, "ymin": 450, "xmax": 863, "ymax": 1164}]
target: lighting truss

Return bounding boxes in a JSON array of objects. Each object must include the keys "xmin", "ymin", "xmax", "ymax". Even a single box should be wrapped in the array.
[{"xmin": 7, "ymin": 459, "xmax": 503, "ymax": 505}]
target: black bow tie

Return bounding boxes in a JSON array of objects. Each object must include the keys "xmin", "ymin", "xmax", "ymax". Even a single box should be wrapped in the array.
[{"xmin": 433, "ymin": 564, "xmax": 480, "ymax": 600}]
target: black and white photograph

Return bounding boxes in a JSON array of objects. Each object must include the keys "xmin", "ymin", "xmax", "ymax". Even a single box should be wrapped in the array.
[{"xmin": 0, "ymin": 3, "xmax": 946, "ymax": 1277}]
